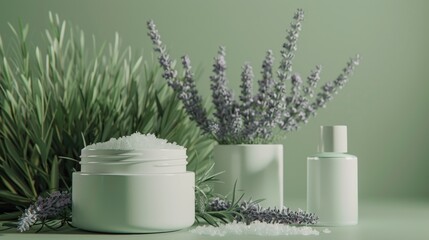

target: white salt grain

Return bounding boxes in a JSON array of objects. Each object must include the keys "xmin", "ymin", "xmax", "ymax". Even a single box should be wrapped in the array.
[
  {"xmin": 84, "ymin": 132, "xmax": 184, "ymax": 150},
  {"xmin": 190, "ymin": 222, "xmax": 320, "ymax": 237},
  {"xmin": 323, "ymin": 228, "xmax": 331, "ymax": 234}
]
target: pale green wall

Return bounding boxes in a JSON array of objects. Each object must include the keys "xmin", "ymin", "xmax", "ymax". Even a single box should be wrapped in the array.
[{"xmin": 0, "ymin": 0, "xmax": 428, "ymax": 200}]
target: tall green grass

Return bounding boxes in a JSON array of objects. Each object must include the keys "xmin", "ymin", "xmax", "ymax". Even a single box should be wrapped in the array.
[{"xmin": 0, "ymin": 13, "xmax": 214, "ymax": 218}]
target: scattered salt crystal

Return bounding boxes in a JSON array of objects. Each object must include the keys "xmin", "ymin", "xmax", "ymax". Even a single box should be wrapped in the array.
[
  {"xmin": 84, "ymin": 132, "xmax": 184, "ymax": 150},
  {"xmin": 323, "ymin": 228, "xmax": 331, "ymax": 234},
  {"xmin": 190, "ymin": 221, "xmax": 320, "ymax": 237}
]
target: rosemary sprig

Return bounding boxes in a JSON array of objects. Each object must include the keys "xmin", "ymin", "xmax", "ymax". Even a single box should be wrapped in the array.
[{"xmin": 0, "ymin": 13, "xmax": 214, "ymax": 220}]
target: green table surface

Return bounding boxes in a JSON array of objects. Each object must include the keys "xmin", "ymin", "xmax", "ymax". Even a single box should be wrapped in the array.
[{"xmin": 1, "ymin": 199, "xmax": 428, "ymax": 240}]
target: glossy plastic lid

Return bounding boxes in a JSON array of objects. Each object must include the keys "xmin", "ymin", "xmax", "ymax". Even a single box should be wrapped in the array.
[{"xmin": 318, "ymin": 125, "xmax": 348, "ymax": 153}]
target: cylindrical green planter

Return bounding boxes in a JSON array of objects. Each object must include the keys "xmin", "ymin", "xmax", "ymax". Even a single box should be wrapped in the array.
[{"xmin": 213, "ymin": 144, "xmax": 283, "ymax": 208}]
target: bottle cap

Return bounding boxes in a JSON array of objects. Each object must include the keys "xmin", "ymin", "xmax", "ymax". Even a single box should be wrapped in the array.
[{"xmin": 319, "ymin": 125, "xmax": 348, "ymax": 153}]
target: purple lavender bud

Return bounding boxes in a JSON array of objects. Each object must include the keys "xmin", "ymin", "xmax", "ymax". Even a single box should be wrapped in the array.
[
  {"xmin": 322, "ymin": 82, "xmax": 336, "ymax": 94},
  {"xmin": 148, "ymin": 20, "xmax": 217, "ymax": 136},
  {"xmin": 16, "ymin": 191, "xmax": 71, "ymax": 232},
  {"xmin": 278, "ymin": 9, "xmax": 304, "ymax": 81},
  {"xmin": 240, "ymin": 64, "xmax": 257, "ymax": 140},
  {"xmin": 334, "ymin": 55, "xmax": 360, "ymax": 88},
  {"xmin": 254, "ymin": 50, "xmax": 277, "ymax": 140},
  {"xmin": 303, "ymin": 65, "xmax": 322, "ymax": 97},
  {"xmin": 179, "ymin": 55, "xmax": 214, "ymax": 134},
  {"xmin": 306, "ymin": 54, "xmax": 360, "ymax": 120},
  {"xmin": 147, "ymin": 20, "xmax": 178, "ymax": 82},
  {"xmin": 258, "ymin": 50, "xmax": 275, "ymax": 97},
  {"xmin": 291, "ymin": 73, "xmax": 302, "ymax": 86},
  {"xmin": 147, "ymin": 13, "xmax": 359, "ymax": 144},
  {"xmin": 209, "ymin": 197, "xmax": 231, "ymax": 211},
  {"xmin": 208, "ymin": 198, "xmax": 318, "ymax": 225},
  {"xmin": 34, "ymin": 191, "xmax": 71, "ymax": 219},
  {"xmin": 240, "ymin": 63, "xmax": 254, "ymax": 106},
  {"xmin": 290, "ymin": 73, "xmax": 302, "ymax": 103},
  {"xmin": 210, "ymin": 46, "xmax": 239, "ymax": 142}
]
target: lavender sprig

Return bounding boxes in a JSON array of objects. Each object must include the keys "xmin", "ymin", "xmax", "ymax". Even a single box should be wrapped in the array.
[
  {"xmin": 208, "ymin": 197, "xmax": 318, "ymax": 225},
  {"xmin": 239, "ymin": 64, "xmax": 257, "ymax": 140},
  {"xmin": 271, "ymin": 9, "xmax": 305, "ymax": 134},
  {"xmin": 147, "ymin": 20, "xmax": 215, "ymax": 136},
  {"xmin": 210, "ymin": 47, "xmax": 240, "ymax": 143},
  {"xmin": 310, "ymin": 55, "xmax": 360, "ymax": 113},
  {"xmin": 16, "ymin": 191, "xmax": 71, "ymax": 232},
  {"xmin": 148, "ymin": 9, "xmax": 360, "ymax": 144},
  {"xmin": 147, "ymin": 20, "xmax": 177, "ymax": 83},
  {"xmin": 257, "ymin": 50, "xmax": 275, "ymax": 98},
  {"xmin": 180, "ymin": 55, "xmax": 216, "ymax": 134},
  {"xmin": 281, "ymin": 66, "xmax": 322, "ymax": 130},
  {"xmin": 303, "ymin": 65, "xmax": 322, "ymax": 98},
  {"xmin": 281, "ymin": 73, "xmax": 304, "ymax": 131},
  {"xmin": 278, "ymin": 8, "xmax": 304, "ymax": 82},
  {"xmin": 255, "ymin": 50, "xmax": 277, "ymax": 140}
]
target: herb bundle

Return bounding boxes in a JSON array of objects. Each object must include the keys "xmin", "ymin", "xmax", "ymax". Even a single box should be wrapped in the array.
[
  {"xmin": 209, "ymin": 198, "xmax": 318, "ymax": 225},
  {"xmin": 15, "ymin": 191, "xmax": 71, "ymax": 232},
  {"xmin": 148, "ymin": 9, "xmax": 360, "ymax": 144}
]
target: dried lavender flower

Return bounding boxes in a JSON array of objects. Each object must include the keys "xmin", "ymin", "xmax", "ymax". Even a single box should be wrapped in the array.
[
  {"xmin": 16, "ymin": 191, "xmax": 71, "ymax": 232},
  {"xmin": 255, "ymin": 50, "xmax": 277, "ymax": 140},
  {"xmin": 278, "ymin": 8, "xmax": 304, "ymax": 82},
  {"xmin": 180, "ymin": 55, "xmax": 215, "ymax": 134},
  {"xmin": 33, "ymin": 191, "xmax": 71, "ymax": 219},
  {"xmin": 257, "ymin": 50, "xmax": 275, "ymax": 98},
  {"xmin": 309, "ymin": 55, "xmax": 360, "ymax": 116},
  {"xmin": 210, "ymin": 46, "xmax": 239, "ymax": 143},
  {"xmin": 208, "ymin": 197, "xmax": 318, "ymax": 225},
  {"xmin": 148, "ymin": 8, "xmax": 360, "ymax": 144},
  {"xmin": 239, "ymin": 64, "xmax": 254, "ymax": 106},
  {"xmin": 17, "ymin": 206, "xmax": 38, "ymax": 232},
  {"xmin": 303, "ymin": 65, "xmax": 322, "ymax": 98},
  {"xmin": 147, "ymin": 20, "xmax": 178, "ymax": 83},
  {"xmin": 147, "ymin": 20, "xmax": 216, "ymax": 136},
  {"xmin": 281, "ymin": 73, "xmax": 305, "ymax": 131},
  {"xmin": 209, "ymin": 197, "xmax": 231, "ymax": 211},
  {"xmin": 239, "ymin": 64, "xmax": 257, "ymax": 140}
]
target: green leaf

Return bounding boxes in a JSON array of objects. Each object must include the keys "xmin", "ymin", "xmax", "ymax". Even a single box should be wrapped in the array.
[
  {"xmin": 196, "ymin": 213, "xmax": 219, "ymax": 227},
  {"xmin": 154, "ymin": 92, "xmax": 164, "ymax": 118},
  {"xmin": 0, "ymin": 211, "xmax": 21, "ymax": 221},
  {"xmin": 49, "ymin": 157, "xmax": 59, "ymax": 192},
  {"xmin": 1, "ymin": 163, "xmax": 33, "ymax": 198},
  {"xmin": 0, "ymin": 175, "xmax": 18, "ymax": 194},
  {"xmin": 0, "ymin": 190, "xmax": 30, "ymax": 204}
]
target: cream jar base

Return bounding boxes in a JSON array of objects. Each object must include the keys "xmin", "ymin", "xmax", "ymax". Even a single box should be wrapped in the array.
[{"xmin": 72, "ymin": 172, "xmax": 195, "ymax": 233}]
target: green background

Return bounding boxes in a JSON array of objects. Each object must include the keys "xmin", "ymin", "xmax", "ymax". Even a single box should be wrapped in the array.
[{"xmin": 0, "ymin": 0, "xmax": 428, "ymax": 202}]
